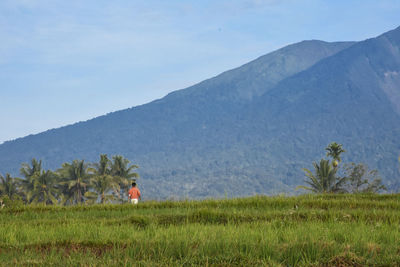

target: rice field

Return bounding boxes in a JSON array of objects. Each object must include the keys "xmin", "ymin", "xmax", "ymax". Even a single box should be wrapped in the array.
[{"xmin": 0, "ymin": 194, "xmax": 399, "ymax": 266}]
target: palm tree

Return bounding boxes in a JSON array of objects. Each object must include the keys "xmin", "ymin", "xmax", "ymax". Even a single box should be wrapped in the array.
[
  {"xmin": 58, "ymin": 160, "xmax": 90, "ymax": 205},
  {"xmin": 20, "ymin": 158, "xmax": 42, "ymax": 179},
  {"xmin": 90, "ymin": 154, "xmax": 111, "ymax": 178},
  {"xmin": 325, "ymin": 142, "xmax": 346, "ymax": 167},
  {"xmin": 297, "ymin": 159, "xmax": 347, "ymax": 193},
  {"xmin": 28, "ymin": 170, "xmax": 59, "ymax": 205},
  {"xmin": 20, "ymin": 158, "xmax": 43, "ymax": 201},
  {"xmin": 87, "ymin": 174, "xmax": 116, "ymax": 204},
  {"xmin": 0, "ymin": 173, "xmax": 21, "ymax": 199},
  {"xmin": 111, "ymin": 155, "xmax": 139, "ymax": 202},
  {"xmin": 88, "ymin": 154, "xmax": 116, "ymax": 204}
]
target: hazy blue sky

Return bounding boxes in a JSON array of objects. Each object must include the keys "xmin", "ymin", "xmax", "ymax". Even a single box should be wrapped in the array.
[{"xmin": 1, "ymin": 0, "xmax": 399, "ymax": 143}]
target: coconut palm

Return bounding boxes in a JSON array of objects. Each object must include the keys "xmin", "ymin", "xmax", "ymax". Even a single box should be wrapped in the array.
[
  {"xmin": 58, "ymin": 160, "xmax": 90, "ymax": 205},
  {"xmin": 20, "ymin": 158, "xmax": 42, "ymax": 179},
  {"xmin": 87, "ymin": 174, "xmax": 116, "ymax": 204},
  {"xmin": 20, "ymin": 158, "xmax": 43, "ymax": 201},
  {"xmin": 325, "ymin": 142, "xmax": 346, "ymax": 167},
  {"xmin": 28, "ymin": 170, "xmax": 59, "ymax": 205},
  {"xmin": 297, "ymin": 159, "xmax": 347, "ymax": 193},
  {"xmin": 90, "ymin": 154, "xmax": 112, "ymax": 178},
  {"xmin": 0, "ymin": 173, "xmax": 21, "ymax": 199},
  {"xmin": 111, "ymin": 155, "xmax": 139, "ymax": 202},
  {"xmin": 88, "ymin": 154, "xmax": 116, "ymax": 204}
]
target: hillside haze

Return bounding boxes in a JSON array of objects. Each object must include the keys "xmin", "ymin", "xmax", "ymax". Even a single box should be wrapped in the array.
[{"xmin": 1, "ymin": 27, "xmax": 400, "ymax": 199}]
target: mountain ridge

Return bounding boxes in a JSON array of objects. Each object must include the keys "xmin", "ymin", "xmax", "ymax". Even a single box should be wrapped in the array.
[{"xmin": 1, "ymin": 27, "xmax": 399, "ymax": 198}]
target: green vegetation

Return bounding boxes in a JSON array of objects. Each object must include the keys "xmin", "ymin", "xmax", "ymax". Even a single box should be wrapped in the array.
[
  {"xmin": 343, "ymin": 162, "xmax": 386, "ymax": 193},
  {"xmin": 298, "ymin": 159, "xmax": 346, "ymax": 193},
  {"xmin": 325, "ymin": 142, "xmax": 346, "ymax": 167},
  {"xmin": 0, "ymin": 194, "xmax": 399, "ymax": 266},
  {"xmin": 299, "ymin": 143, "xmax": 386, "ymax": 194},
  {"xmin": 0, "ymin": 154, "xmax": 139, "ymax": 206},
  {"xmin": 0, "ymin": 173, "xmax": 20, "ymax": 199},
  {"xmin": 0, "ymin": 144, "xmax": 396, "ymax": 265}
]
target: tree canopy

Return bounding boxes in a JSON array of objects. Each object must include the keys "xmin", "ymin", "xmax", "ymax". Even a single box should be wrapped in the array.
[
  {"xmin": 299, "ymin": 143, "xmax": 386, "ymax": 194},
  {"xmin": 0, "ymin": 154, "xmax": 139, "ymax": 206}
]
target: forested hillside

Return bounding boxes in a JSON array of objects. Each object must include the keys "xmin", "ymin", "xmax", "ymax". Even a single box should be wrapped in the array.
[{"xmin": 1, "ymin": 27, "xmax": 400, "ymax": 199}]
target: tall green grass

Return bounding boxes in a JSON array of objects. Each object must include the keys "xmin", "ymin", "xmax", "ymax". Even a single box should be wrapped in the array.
[{"xmin": 0, "ymin": 194, "xmax": 399, "ymax": 266}]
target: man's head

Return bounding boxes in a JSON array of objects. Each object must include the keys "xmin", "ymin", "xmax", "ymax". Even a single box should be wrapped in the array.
[{"xmin": 132, "ymin": 182, "xmax": 136, "ymax": 187}]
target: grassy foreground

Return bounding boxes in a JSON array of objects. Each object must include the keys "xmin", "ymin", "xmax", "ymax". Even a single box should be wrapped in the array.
[{"xmin": 0, "ymin": 194, "xmax": 399, "ymax": 266}]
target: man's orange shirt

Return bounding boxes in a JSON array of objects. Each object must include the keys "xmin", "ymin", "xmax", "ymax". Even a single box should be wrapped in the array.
[{"xmin": 128, "ymin": 187, "xmax": 141, "ymax": 199}]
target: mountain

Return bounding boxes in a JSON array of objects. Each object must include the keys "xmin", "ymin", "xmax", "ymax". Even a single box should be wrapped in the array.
[
  {"xmin": 1, "ymin": 27, "xmax": 400, "ymax": 199},
  {"xmin": 244, "ymin": 26, "xmax": 400, "ymax": 190}
]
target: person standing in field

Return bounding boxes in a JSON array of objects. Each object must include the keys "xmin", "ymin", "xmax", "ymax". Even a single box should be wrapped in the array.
[{"xmin": 128, "ymin": 182, "xmax": 141, "ymax": 204}]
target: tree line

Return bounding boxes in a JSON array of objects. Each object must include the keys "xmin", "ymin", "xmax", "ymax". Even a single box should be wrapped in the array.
[
  {"xmin": 0, "ymin": 143, "xmax": 393, "ymax": 207},
  {"xmin": 0, "ymin": 154, "xmax": 139, "ymax": 206},
  {"xmin": 298, "ymin": 142, "xmax": 387, "ymax": 194}
]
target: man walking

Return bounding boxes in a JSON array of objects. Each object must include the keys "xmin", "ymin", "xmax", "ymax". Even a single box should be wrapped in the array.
[{"xmin": 128, "ymin": 182, "xmax": 141, "ymax": 204}]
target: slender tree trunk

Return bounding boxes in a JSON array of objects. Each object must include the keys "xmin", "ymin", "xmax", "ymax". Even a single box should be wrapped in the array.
[{"xmin": 78, "ymin": 179, "xmax": 82, "ymax": 204}]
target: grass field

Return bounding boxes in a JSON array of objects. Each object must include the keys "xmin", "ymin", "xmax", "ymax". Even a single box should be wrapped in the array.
[{"xmin": 0, "ymin": 194, "xmax": 399, "ymax": 266}]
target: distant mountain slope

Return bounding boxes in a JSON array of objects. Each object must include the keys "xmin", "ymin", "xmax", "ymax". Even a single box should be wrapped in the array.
[
  {"xmin": 241, "ymin": 26, "xmax": 400, "ymax": 190},
  {"xmin": 0, "ymin": 40, "xmax": 353, "ymax": 172},
  {"xmin": 164, "ymin": 40, "xmax": 355, "ymax": 103},
  {"xmin": 1, "ymin": 27, "xmax": 399, "ymax": 199}
]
